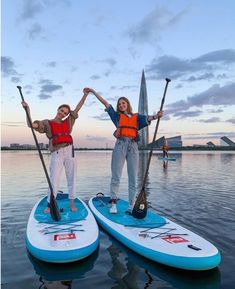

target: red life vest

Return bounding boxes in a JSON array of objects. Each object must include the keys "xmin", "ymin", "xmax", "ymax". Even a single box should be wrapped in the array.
[
  {"xmin": 49, "ymin": 119, "xmax": 73, "ymax": 146},
  {"xmin": 116, "ymin": 113, "xmax": 138, "ymax": 139}
]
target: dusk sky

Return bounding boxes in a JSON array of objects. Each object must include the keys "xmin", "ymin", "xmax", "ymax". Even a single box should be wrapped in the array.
[{"xmin": 1, "ymin": 0, "xmax": 235, "ymax": 148}]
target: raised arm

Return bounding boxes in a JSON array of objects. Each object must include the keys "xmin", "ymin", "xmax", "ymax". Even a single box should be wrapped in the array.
[
  {"xmin": 21, "ymin": 101, "xmax": 39, "ymax": 129},
  {"xmin": 73, "ymin": 89, "xmax": 89, "ymax": 114},
  {"xmin": 84, "ymin": 87, "xmax": 110, "ymax": 108}
]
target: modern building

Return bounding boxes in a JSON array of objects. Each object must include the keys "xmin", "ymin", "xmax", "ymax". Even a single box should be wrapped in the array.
[
  {"xmin": 10, "ymin": 143, "xmax": 20, "ymax": 148},
  {"xmin": 207, "ymin": 141, "xmax": 216, "ymax": 147},
  {"xmin": 148, "ymin": 136, "xmax": 165, "ymax": 148},
  {"xmin": 166, "ymin": 136, "xmax": 183, "ymax": 147},
  {"xmin": 39, "ymin": 143, "xmax": 49, "ymax": 149},
  {"xmin": 220, "ymin": 136, "xmax": 235, "ymax": 147},
  {"xmin": 148, "ymin": 136, "xmax": 182, "ymax": 148},
  {"xmin": 21, "ymin": 144, "xmax": 36, "ymax": 149},
  {"xmin": 138, "ymin": 70, "xmax": 149, "ymax": 149}
]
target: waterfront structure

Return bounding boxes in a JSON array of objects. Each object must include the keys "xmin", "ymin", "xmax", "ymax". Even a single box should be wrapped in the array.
[
  {"xmin": 148, "ymin": 136, "xmax": 183, "ymax": 148},
  {"xmin": 220, "ymin": 136, "xmax": 235, "ymax": 147},
  {"xmin": 9, "ymin": 143, "xmax": 48, "ymax": 149},
  {"xmin": 10, "ymin": 143, "xmax": 20, "ymax": 148},
  {"xmin": 207, "ymin": 141, "xmax": 216, "ymax": 147},
  {"xmin": 167, "ymin": 136, "xmax": 183, "ymax": 147},
  {"xmin": 148, "ymin": 136, "xmax": 165, "ymax": 148},
  {"xmin": 138, "ymin": 70, "xmax": 149, "ymax": 149},
  {"xmin": 39, "ymin": 143, "xmax": 49, "ymax": 149}
]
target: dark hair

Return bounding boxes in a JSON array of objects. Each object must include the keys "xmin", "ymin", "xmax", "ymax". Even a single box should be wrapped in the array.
[
  {"xmin": 116, "ymin": 97, "xmax": 133, "ymax": 114},
  {"xmin": 57, "ymin": 104, "xmax": 71, "ymax": 113}
]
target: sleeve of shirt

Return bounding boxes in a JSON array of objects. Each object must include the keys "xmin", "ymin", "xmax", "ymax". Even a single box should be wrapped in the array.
[
  {"xmin": 105, "ymin": 105, "xmax": 119, "ymax": 127},
  {"xmin": 137, "ymin": 114, "xmax": 150, "ymax": 130},
  {"xmin": 34, "ymin": 119, "xmax": 50, "ymax": 134},
  {"xmin": 68, "ymin": 111, "xmax": 78, "ymax": 132}
]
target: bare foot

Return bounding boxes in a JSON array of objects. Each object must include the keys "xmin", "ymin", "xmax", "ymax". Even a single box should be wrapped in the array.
[
  {"xmin": 70, "ymin": 207, "xmax": 78, "ymax": 212},
  {"xmin": 70, "ymin": 199, "xmax": 77, "ymax": 212},
  {"xmin": 44, "ymin": 207, "xmax": 50, "ymax": 214}
]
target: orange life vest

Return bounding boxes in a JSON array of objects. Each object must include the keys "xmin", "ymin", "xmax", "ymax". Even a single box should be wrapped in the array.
[
  {"xmin": 49, "ymin": 119, "xmax": 73, "ymax": 146},
  {"xmin": 116, "ymin": 113, "xmax": 138, "ymax": 139},
  {"xmin": 162, "ymin": 144, "xmax": 169, "ymax": 151}
]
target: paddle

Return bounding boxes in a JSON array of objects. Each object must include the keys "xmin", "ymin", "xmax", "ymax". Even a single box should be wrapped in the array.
[
  {"xmin": 132, "ymin": 78, "xmax": 171, "ymax": 219},
  {"xmin": 17, "ymin": 86, "xmax": 61, "ymax": 221}
]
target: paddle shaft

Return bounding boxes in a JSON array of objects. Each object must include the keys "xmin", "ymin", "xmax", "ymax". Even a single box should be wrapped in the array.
[
  {"xmin": 141, "ymin": 78, "xmax": 171, "ymax": 191},
  {"xmin": 17, "ymin": 86, "xmax": 61, "ymax": 221}
]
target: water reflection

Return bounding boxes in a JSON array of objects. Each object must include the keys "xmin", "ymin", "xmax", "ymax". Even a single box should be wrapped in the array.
[
  {"xmin": 106, "ymin": 233, "xmax": 221, "ymax": 289},
  {"xmin": 27, "ymin": 248, "xmax": 99, "ymax": 288},
  {"xmin": 163, "ymin": 160, "xmax": 168, "ymax": 174},
  {"xmin": 107, "ymin": 244, "xmax": 141, "ymax": 289}
]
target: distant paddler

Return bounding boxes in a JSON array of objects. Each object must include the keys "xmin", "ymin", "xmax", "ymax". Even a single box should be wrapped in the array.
[{"xmin": 162, "ymin": 140, "xmax": 169, "ymax": 158}]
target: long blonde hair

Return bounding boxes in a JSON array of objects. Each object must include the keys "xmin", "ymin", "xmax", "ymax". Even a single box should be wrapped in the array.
[{"xmin": 116, "ymin": 97, "xmax": 133, "ymax": 114}]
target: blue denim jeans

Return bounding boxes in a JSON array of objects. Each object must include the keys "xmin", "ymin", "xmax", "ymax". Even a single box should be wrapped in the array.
[{"xmin": 110, "ymin": 138, "xmax": 139, "ymax": 207}]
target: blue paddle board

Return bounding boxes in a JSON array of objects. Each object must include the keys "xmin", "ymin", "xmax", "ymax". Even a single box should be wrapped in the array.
[
  {"xmin": 26, "ymin": 193, "xmax": 99, "ymax": 263},
  {"xmin": 88, "ymin": 195, "xmax": 221, "ymax": 271},
  {"xmin": 158, "ymin": 157, "xmax": 176, "ymax": 161}
]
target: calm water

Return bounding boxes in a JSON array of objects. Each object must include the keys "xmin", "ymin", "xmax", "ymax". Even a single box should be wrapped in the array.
[{"xmin": 1, "ymin": 150, "xmax": 235, "ymax": 289}]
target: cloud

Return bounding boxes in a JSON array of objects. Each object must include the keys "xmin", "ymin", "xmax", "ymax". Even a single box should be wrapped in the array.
[
  {"xmin": 207, "ymin": 108, "xmax": 224, "ymax": 113},
  {"xmin": 173, "ymin": 110, "xmax": 203, "ymax": 119},
  {"xmin": 19, "ymin": 0, "xmax": 71, "ymax": 21},
  {"xmin": 85, "ymin": 135, "xmax": 109, "ymax": 142},
  {"xmin": 46, "ymin": 61, "xmax": 57, "ymax": 67},
  {"xmin": 127, "ymin": 6, "xmax": 186, "ymax": 44},
  {"xmin": 199, "ymin": 117, "xmax": 220, "ymax": 123},
  {"xmin": 11, "ymin": 77, "xmax": 21, "ymax": 83},
  {"xmin": 166, "ymin": 83, "xmax": 235, "ymax": 116},
  {"xmin": 90, "ymin": 74, "xmax": 101, "ymax": 80},
  {"xmin": 19, "ymin": 0, "xmax": 71, "ymax": 39},
  {"xmin": 1, "ymin": 56, "xmax": 20, "ymax": 78},
  {"xmin": 93, "ymin": 113, "xmax": 110, "ymax": 121},
  {"xmin": 194, "ymin": 49, "xmax": 235, "ymax": 64},
  {"xmin": 104, "ymin": 70, "xmax": 111, "ymax": 77},
  {"xmin": 184, "ymin": 131, "xmax": 235, "ymax": 139},
  {"xmin": 146, "ymin": 49, "xmax": 235, "ymax": 80},
  {"xmin": 186, "ymin": 73, "xmax": 215, "ymax": 82},
  {"xmin": 101, "ymin": 58, "xmax": 117, "ymax": 67},
  {"xmin": 119, "ymin": 85, "xmax": 138, "ymax": 90},
  {"xmin": 28, "ymin": 22, "xmax": 44, "ymax": 39},
  {"xmin": 20, "ymin": 0, "xmax": 43, "ymax": 20},
  {"xmin": 2, "ymin": 121, "xmax": 26, "ymax": 127},
  {"xmin": 226, "ymin": 118, "xmax": 235, "ymax": 124},
  {"xmin": 38, "ymin": 79, "xmax": 63, "ymax": 99},
  {"xmin": 38, "ymin": 93, "xmax": 51, "ymax": 99}
]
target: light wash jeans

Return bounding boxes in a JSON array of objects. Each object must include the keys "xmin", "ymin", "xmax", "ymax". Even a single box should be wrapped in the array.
[
  {"xmin": 110, "ymin": 138, "xmax": 139, "ymax": 208},
  {"xmin": 47, "ymin": 144, "xmax": 77, "ymax": 203}
]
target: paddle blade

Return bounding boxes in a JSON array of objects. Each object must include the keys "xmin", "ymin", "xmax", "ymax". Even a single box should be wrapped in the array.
[
  {"xmin": 132, "ymin": 189, "xmax": 148, "ymax": 219},
  {"xmin": 50, "ymin": 193, "xmax": 61, "ymax": 221}
]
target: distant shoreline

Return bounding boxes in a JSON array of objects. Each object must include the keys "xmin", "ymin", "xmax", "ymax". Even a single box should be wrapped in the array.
[{"xmin": 1, "ymin": 146, "xmax": 235, "ymax": 151}]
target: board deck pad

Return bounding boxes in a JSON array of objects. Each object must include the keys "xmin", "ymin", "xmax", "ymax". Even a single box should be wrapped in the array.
[
  {"xmin": 93, "ymin": 196, "xmax": 167, "ymax": 228},
  {"xmin": 34, "ymin": 194, "xmax": 88, "ymax": 224}
]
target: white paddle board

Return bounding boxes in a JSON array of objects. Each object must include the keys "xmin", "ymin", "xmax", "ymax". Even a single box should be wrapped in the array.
[
  {"xmin": 89, "ymin": 195, "xmax": 221, "ymax": 271},
  {"xmin": 26, "ymin": 193, "xmax": 99, "ymax": 263}
]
